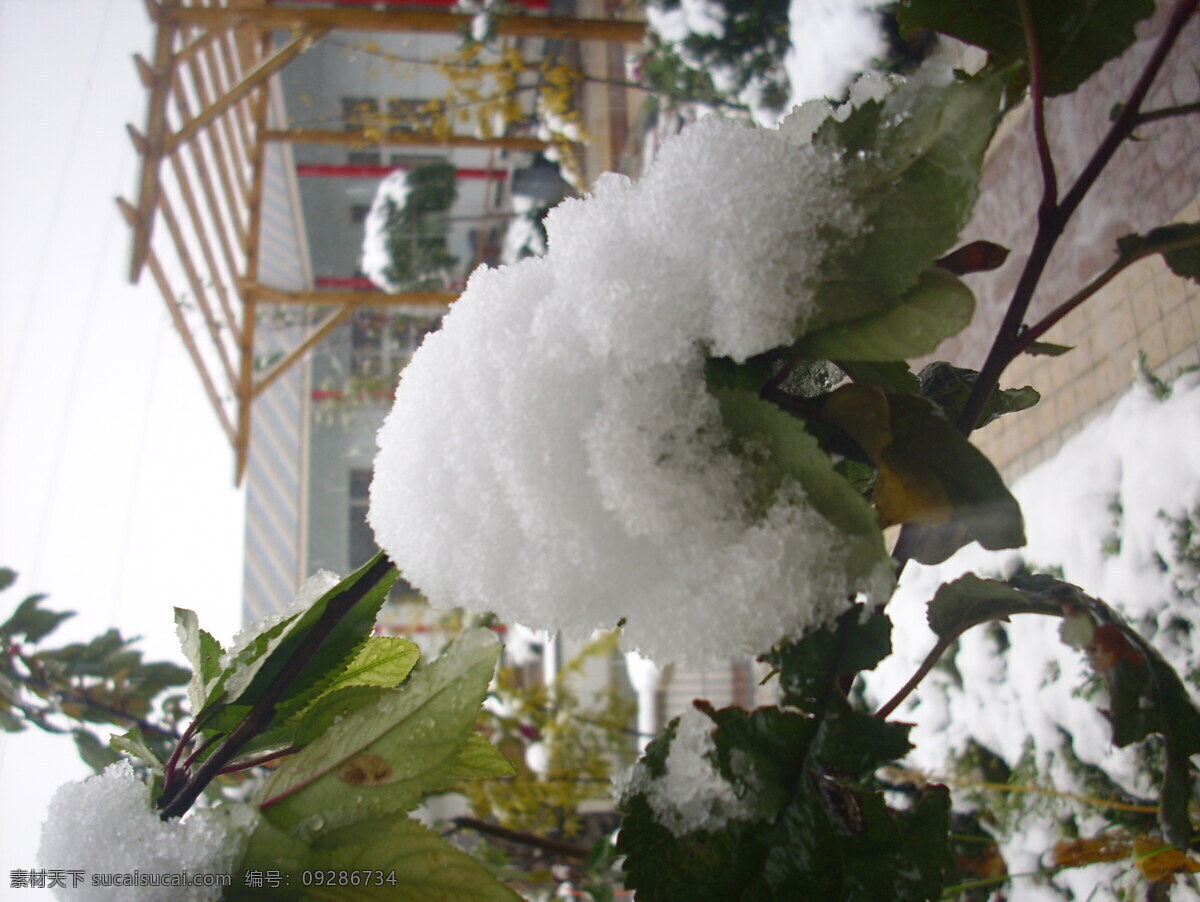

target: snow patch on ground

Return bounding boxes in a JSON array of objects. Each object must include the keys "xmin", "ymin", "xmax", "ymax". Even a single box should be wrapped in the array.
[{"xmin": 866, "ymin": 372, "xmax": 1200, "ymax": 900}]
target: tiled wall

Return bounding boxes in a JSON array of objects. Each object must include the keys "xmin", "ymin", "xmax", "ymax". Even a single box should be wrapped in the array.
[{"xmin": 932, "ymin": 5, "xmax": 1200, "ymax": 481}]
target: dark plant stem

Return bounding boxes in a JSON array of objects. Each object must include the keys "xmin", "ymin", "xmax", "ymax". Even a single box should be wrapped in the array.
[
  {"xmin": 450, "ymin": 816, "xmax": 590, "ymax": 860},
  {"xmin": 1136, "ymin": 100, "xmax": 1200, "ymax": 125},
  {"xmin": 156, "ymin": 554, "xmax": 396, "ymax": 820},
  {"xmin": 1018, "ymin": 0, "xmax": 1057, "ymax": 214},
  {"xmin": 874, "ymin": 635, "xmax": 957, "ymax": 720},
  {"xmin": 955, "ymin": 0, "xmax": 1198, "ymax": 437},
  {"xmin": 219, "ymin": 745, "xmax": 301, "ymax": 774}
]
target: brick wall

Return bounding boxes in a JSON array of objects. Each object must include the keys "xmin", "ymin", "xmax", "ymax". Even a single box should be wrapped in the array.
[{"xmin": 932, "ymin": 5, "xmax": 1200, "ymax": 481}]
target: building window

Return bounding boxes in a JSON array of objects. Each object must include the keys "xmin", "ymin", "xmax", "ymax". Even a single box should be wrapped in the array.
[
  {"xmin": 347, "ymin": 150, "xmax": 382, "ymax": 167},
  {"xmin": 349, "ymin": 310, "xmax": 441, "ymax": 384},
  {"xmin": 342, "ymin": 96, "xmax": 380, "ymax": 132},
  {"xmin": 351, "ymin": 203, "xmax": 372, "ymax": 225},
  {"xmin": 388, "ymin": 97, "xmax": 433, "ymax": 135}
]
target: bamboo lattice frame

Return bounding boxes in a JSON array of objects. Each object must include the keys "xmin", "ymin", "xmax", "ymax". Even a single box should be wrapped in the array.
[{"xmin": 121, "ymin": 0, "xmax": 645, "ymax": 483}]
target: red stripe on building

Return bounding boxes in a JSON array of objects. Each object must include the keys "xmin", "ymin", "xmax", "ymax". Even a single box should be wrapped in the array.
[
  {"xmin": 285, "ymin": 0, "xmax": 548, "ymax": 8},
  {"xmin": 315, "ymin": 276, "xmax": 380, "ymax": 290},
  {"xmin": 297, "ymin": 164, "xmax": 506, "ymax": 180}
]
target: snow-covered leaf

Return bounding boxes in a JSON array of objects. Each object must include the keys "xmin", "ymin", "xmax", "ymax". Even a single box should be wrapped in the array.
[
  {"xmin": 174, "ymin": 607, "xmax": 223, "ymax": 715},
  {"xmin": 618, "ymin": 694, "xmax": 946, "ymax": 901},
  {"xmin": 806, "ymin": 66, "xmax": 1006, "ymax": 330}
]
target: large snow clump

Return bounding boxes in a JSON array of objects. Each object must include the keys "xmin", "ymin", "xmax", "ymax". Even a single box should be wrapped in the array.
[
  {"xmin": 38, "ymin": 760, "xmax": 250, "ymax": 902},
  {"xmin": 370, "ymin": 82, "xmax": 900, "ymax": 667}
]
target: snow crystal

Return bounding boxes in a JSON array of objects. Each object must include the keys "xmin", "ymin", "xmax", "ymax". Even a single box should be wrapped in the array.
[
  {"xmin": 370, "ymin": 96, "xmax": 904, "ymax": 667},
  {"xmin": 616, "ymin": 707, "xmax": 759, "ymax": 836},
  {"xmin": 38, "ymin": 761, "xmax": 250, "ymax": 902}
]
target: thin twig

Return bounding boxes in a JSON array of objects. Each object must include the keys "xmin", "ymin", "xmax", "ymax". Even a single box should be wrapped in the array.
[
  {"xmin": 1018, "ymin": 229, "xmax": 1200, "ymax": 350},
  {"xmin": 1137, "ymin": 100, "xmax": 1200, "ymax": 125},
  {"xmin": 874, "ymin": 635, "xmax": 956, "ymax": 720},
  {"xmin": 450, "ymin": 816, "xmax": 590, "ymax": 860}
]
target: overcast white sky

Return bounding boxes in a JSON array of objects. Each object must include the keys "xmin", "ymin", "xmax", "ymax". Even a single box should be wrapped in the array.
[{"xmin": 0, "ymin": 0, "xmax": 245, "ymax": 871}]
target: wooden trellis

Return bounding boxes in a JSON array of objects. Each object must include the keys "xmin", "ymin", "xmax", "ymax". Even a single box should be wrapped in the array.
[{"xmin": 122, "ymin": 0, "xmax": 645, "ymax": 483}]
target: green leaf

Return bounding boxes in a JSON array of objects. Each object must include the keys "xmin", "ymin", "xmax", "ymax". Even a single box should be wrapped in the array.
[
  {"xmin": 237, "ymin": 810, "xmax": 521, "ymax": 901},
  {"xmin": 291, "ymin": 686, "xmax": 392, "ymax": 748},
  {"xmin": 898, "ymin": 0, "xmax": 1155, "ymax": 96},
  {"xmin": 175, "ymin": 607, "xmax": 224, "ymax": 714},
  {"xmin": 448, "ymin": 734, "xmax": 516, "ymax": 780},
  {"xmin": 1024, "ymin": 340, "xmax": 1074, "ymax": 357},
  {"xmin": 836, "ymin": 360, "xmax": 921, "ymax": 395},
  {"xmin": 1116, "ymin": 222, "xmax": 1200, "ymax": 285},
  {"xmin": 711, "ymin": 387, "xmax": 892, "ymax": 592},
  {"xmin": 925, "ymin": 573, "xmax": 1065, "ymax": 641},
  {"xmin": 110, "ymin": 727, "xmax": 166, "ymax": 772},
  {"xmin": 918, "ymin": 361, "xmax": 1040, "ymax": 429},
  {"xmin": 807, "ymin": 65, "xmax": 1006, "ymax": 330},
  {"xmin": 795, "ymin": 269, "xmax": 975, "ymax": 362},
  {"xmin": 2, "ymin": 595, "xmax": 72, "ymax": 643},
  {"xmin": 761, "ymin": 607, "xmax": 892, "ymax": 713},
  {"xmin": 254, "ymin": 628, "xmax": 501, "ymax": 842},
  {"xmin": 883, "ymin": 394, "xmax": 1025, "ymax": 564},
  {"xmin": 703, "ymin": 353, "xmax": 780, "ymax": 394},
  {"xmin": 0, "ymin": 568, "xmax": 15, "ymax": 592},
  {"xmin": 813, "ymin": 708, "xmax": 913, "ymax": 778},
  {"xmin": 321, "ymin": 637, "xmax": 420, "ymax": 694}
]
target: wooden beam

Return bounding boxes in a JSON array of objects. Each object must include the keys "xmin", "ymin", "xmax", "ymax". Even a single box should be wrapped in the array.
[
  {"xmin": 119, "ymin": 197, "xmax": 237, "ymax": 447},
  {"xmin": 174, "ymin": 61, "xmax": 248, "ymax": 247},
  {"xmin": 235, "ymin": 50, "xmax": 271, "ymax": 486},
  {"xmin": 162, "ymin": 137, "xmax": 242, "ymax": 344},
  {"xmin": 247, "ymin": 285, "xmax": 458, "ymax": 307},
  {"xmin": 170, "ymin": 71, "xmax": 247, "ymax": 285},
  {"xmin": 174, "ymin": 28, "xmax": 220, "ymax": 65},
  {"xmin": 178, "ymin": 43, "xmax": 251, "ymax": 222},
  {"xmin": 166, "ymin": 29, "xmax": 321, "ymax": 154},
  {"xmin": 252, "ymin": 305, "xmax": 356, "ymax": 400},
  {"xmin": 157, "ymin": 190, "xmax": 240, "ymax": 387},
  {"xmin": 165, "ymin": 6, "xmax": 646, "ymax": 43},
  {"xmin": 128, "ymin": 0, "xmax": 178, "ymax": 283},
  {"xmin": 262, "ymin": 128, "xmax": 551, "ymax": 152}
]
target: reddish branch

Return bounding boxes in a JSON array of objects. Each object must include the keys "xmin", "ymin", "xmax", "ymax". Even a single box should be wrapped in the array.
[{"xmin": 955, "ymin": 0, "xmax": 1199, "ymax": 437}]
